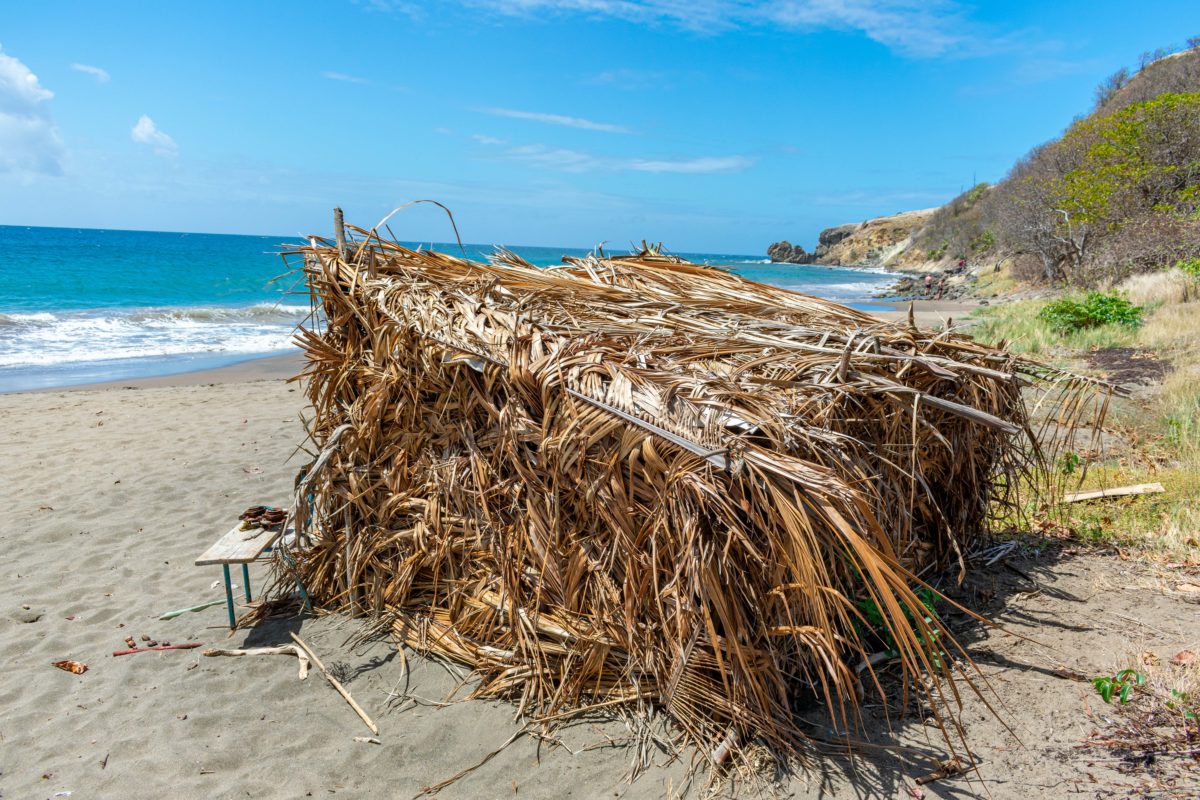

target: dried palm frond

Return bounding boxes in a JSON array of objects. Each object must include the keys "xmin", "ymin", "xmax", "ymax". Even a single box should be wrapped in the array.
[{"xmin": 272, "ymin": 224, "xmax": 1104, "ymax": 771}]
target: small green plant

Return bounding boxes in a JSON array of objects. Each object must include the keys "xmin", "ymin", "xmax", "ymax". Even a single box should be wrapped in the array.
[
  {"xmin": 855, "ymin": 587, "xmax": 945, "ymax": 666},
  {"xmin": 1059, "ymin": 451, "xmax": 1082, "ymax": 475},
  {"xmin": 1092, "ymin": 669, "xmax": 1147, "ymax": 704},
  {"xmin": 1167, "ymin": 689, "xmax": 1198, "ymax": 720},
  {"xmin": 1038, "ymin": 292, "xmax": 1144, "ymax": 333}
]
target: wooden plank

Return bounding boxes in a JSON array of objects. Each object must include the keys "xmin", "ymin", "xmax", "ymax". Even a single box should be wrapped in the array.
[
  {"xmin": 195, "ymin": 523, "xmax": 288, "ymax": 566},
  {"xmin": 1062, "ymin": 482, "xmax": 1165, "ymax": 503}
]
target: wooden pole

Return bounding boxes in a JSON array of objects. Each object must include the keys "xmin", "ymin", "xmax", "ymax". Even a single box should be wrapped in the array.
[{"xmin": 334, "ymin": 207, "xmax": 348, "ymax": 260}]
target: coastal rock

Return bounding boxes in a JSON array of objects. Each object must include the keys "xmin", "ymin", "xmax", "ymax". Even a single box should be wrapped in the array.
[
  {"xmin": 766, "ymin": 240, "xmax": 815, "ymax": 264},
  {"xmin": 768, "ymin": 209, "xmax": 937, "ymax": 269},
  {"xmin": 817, "ymin": 223, "xmax": 860, "ymax": 252}
]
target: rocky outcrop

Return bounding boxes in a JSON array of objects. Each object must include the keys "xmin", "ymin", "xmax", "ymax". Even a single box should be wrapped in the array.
[
  {"xmin": 766, "ymin": 240, "xmax": 815, "ymax": 264},
  {"xmin": 769, "ymin": 208, "xmax": 938, "ymax": 269},
  {"xmin": 816, "ymin": 209, "xmax": 937, "ymax": 267},
  {"xmin": 818, "ymin": 223, "xmax": 860, "ymax": 251}
]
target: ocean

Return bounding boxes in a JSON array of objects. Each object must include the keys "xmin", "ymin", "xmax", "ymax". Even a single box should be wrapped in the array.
[{"xmin": 0, "ymin": 225, "xmax": 894, "ymax": 392}]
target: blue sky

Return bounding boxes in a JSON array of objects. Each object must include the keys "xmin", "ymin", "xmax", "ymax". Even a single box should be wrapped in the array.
[{"xmin": 1, "ymin": 1, "xmax": 1196, "ymax": 253}]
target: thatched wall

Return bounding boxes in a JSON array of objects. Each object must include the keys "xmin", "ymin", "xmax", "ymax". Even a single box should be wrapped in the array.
[{"xmin": 276, "ymin": 227, "xmax": 1099, "ymax": 767}]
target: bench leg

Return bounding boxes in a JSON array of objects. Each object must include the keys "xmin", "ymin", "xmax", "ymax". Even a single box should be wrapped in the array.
[
  {"xmin": 222, "ymin": 564, "xmax": 236, "ymax": 629},
  {"xmin": 242, "ymin": 563, "xmax": 252, "ymax": 603}
]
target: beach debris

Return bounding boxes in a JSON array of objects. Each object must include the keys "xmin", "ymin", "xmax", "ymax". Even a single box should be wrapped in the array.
[
  {"xmin": 915, "ymin": 756, "xmax": 969, "ymax": 785},
  {"xmin": 52, "ymin": 660, "xmax": 88, "ymax": 674},
  {"xmin": 1062, "ymin": 482, "xmax": 1165, "ymax": 503},
  {"xmin": 202, "ymin": 644, "xmax": 311, "ymax": 679},
  {"xmin": 209, "ymin": 579, "xmax": 238, "ymax": 591},
  {"xmin": 290, "ymin": 633, "xmax": 378, "ymax": 734},
  {"xmin": 277, "ymin": 226, "xmax": 1107, "ymax": 768},
  {"xmin": 353, "ymin": 736, "xmax": 381, "ymax": 745},
  {"xmin": 159, "ymin": 598, "xmax": 226, "ymax": 619},
  {"xmin": 1170, "ymin": 650, "xmax": 1196, "ymax": 666},
  {"xmin": 112, "ymin": 642, "xmax": 203, "ymax": 657},
  {"xmin": 123, "ymin": 636, "xmax": 137, "ymax": 649}
]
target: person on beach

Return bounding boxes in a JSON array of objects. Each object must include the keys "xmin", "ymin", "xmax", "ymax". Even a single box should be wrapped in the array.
[
  {"xmin": 936, "ymin": 277, "xmax": 947, "ymax": 300},
  {"xmin": 924, "ymin": 274, "xmax": 933, "ymax": 296}
]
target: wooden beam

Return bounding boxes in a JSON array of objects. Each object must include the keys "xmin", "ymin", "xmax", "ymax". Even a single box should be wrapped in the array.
[{"xmin": 1062, "ymin": 482, "xmax": 1165, "ymax": 503}]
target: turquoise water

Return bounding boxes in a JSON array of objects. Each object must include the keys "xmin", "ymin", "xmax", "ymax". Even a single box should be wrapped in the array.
[{"xmin": 0, "ymin": 225, "xmax": 893, "ymax": 391}]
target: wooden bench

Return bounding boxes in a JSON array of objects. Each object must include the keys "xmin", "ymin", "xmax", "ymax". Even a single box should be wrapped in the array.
[{"xmin": 196, "ymin": 522, "xmax": 290, "ymax": 629}]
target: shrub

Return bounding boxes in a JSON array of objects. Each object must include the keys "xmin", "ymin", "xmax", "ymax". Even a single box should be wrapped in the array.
[
  {"xmin": 1038, "ymin": 292, "xmax": 1144, "ymax": 332},
  {"xmin": 1178, "ymin": 257, "xmax": 1200, "ymax": 280}
]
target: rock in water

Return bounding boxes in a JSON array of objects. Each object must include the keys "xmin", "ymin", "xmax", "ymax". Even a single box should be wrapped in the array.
[{"xmin": 766, "ymin": 240, "xmax": 814, "ymax": 264}]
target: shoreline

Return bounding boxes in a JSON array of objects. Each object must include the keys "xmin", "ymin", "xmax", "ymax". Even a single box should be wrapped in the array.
[
  {"xmin": 10, "ymin": 298, "xmax": 983, "ymax": 396},
  {"xmin": 7, "ymin": 352, "xmax": 304, "ymax": 394}
]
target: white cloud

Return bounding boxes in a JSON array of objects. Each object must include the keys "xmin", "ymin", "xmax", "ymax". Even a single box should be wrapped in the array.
[
  {"xmin": 478, "ymin": 107, "xmax": 630, "ymax": 133},
  {"xmin": 468, "ymin": 1, "xmax": 977, "ymax": 58},
  {"xmin": 504, "ymin": 143, "xmax": 753, "ymax": 174},
  {"xmin": 70, "ymin": 63, "xmax": 110, "ymax": 83},
  {"xmin": 0, "ymin": 43, "xmax": 66, "ymax": 177},
  {"xmin": 628, "ymin": 155, "xmax": 752, "ymax": 173},
  {"xmin": 472, "ymin": 134, "xmax": 507, "ymax": 145},
  {"xmin": 322, "ymin": 71, "xmax": 370, "ymax": 85},
  {"xmin": 131, "ymin": 115, "xmax": 178, "ymax": 157},
  {"xmin": 508, "ymin": 144, "xmax": 602, "ymax": 172}
]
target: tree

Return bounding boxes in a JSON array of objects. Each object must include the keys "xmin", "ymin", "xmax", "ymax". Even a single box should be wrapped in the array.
[
  {"xmin": 985, "ymin": 93, "xmax": 1200, "ymax": 284},
  {"xmin": 1094, "ymin": 67, "xmax": 1131, "ymax": 109}
]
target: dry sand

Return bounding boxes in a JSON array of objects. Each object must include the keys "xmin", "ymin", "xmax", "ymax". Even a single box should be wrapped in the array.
[{"xmin": 3, "ymin": 325, "xmax": 1197, "ymax": 799}]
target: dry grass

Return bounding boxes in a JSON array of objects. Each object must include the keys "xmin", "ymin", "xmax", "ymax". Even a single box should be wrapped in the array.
[
  {"xmin": 971, "ymin": 290, "xmax": 1200, "ymax": 562},
  {"xmin": 1117, "ymin": 268, "xmax": 1197, "ymax": 306},
  {"xmin": 272, "ymin": 226, "xmax": 1103, "ymax": 773}
]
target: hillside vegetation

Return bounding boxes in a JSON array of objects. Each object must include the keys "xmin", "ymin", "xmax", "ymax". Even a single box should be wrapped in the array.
[
  {"xmin": 772, "ymin": 41, "xmax": 1200, "ymax": 290},
  {"xmin": 915, "ymin": 42, "xmax": 1200, "ymax": 287}
]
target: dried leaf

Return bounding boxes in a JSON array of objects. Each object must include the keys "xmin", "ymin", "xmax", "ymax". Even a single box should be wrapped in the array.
[
  {"xmin": 52, "ymin": 660, "xmax": 88, "ymax": 675},
  {"xmin": 1169, "ymin": 650, "xmax": 1196, "ymax": 666}
]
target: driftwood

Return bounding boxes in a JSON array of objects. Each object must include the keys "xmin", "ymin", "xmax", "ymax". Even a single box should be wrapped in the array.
[
  {"xmin": 112, "ymin": 643, "xmax": 203, "ymax": 657},
  {"xmin": 159, "ymin": 599, "xmax": 226, "ymax": 619},
  {"xmin": 290, "ymin": 633, "xmax": 378, "ymax": 735},
  {"xmin": 1062, "ymin": 482, "xmax": 1165, "ymax": 503},
  {"xmin": 203, "ymin": 644, "xmax": 310, "ymax": 679}
]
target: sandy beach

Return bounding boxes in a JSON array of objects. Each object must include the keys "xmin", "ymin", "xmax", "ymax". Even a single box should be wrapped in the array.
[{"xmin": 3, "ymin": 303, "xmax": 1197, "ymax": 800}]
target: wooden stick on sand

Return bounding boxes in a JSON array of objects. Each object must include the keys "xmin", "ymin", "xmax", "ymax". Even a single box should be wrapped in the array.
[
  {"xmin": 112, "ymin": 642, "xmax": 204, "ymax": 657},
  {"xmin": 1062, "ymin": 482, "xmax": 1165, "ymax": 503},
  {"xmin": 203, "ymin": 645, "xmax": 310, "ymax": 679},
  {"xmin": 290, "ymin": 632, "xmax": 379, "ymax": 735}
]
